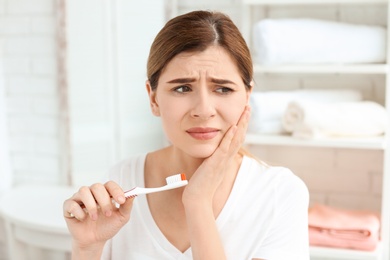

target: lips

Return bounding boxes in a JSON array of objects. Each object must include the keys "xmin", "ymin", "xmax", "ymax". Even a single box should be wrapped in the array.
[{"xmin": 186, "ymin": 127, "xmax": 220, "ymax": 140}]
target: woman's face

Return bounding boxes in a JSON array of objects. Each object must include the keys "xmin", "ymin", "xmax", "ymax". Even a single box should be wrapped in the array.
[{"xmin": 147, "ymin": 45, "xmax": 251, "ymax": 158}]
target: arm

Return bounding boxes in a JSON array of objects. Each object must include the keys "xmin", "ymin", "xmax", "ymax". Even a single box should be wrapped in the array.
[
  {"xmin": 182, "ymin": 106, "xmax": 250, "ymax": 259},
  {"xmin": 184, "ymin": 200, "xmax": 225, "ymax": 259},
  {"xmin": 71, "ymin": 244, "xmax": 105, "ymax": 260}
]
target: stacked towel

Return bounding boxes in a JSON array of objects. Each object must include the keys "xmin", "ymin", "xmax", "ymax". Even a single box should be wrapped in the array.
[
  {"xmin": 309, "ymin": 204, "xmax": 380, "ymax": 251},
  {"xmin": 253, "ymin": 18, "xmax": 387, "ymax": 64},
  {"xmin": 249, "ymin": 89, "xmax": 362, "ymax": 134},
  {"xmin": 282, "ymin": 100, "xmax": 388, "ymax": 138}
]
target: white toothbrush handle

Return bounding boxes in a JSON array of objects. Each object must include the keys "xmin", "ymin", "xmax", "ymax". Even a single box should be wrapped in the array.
[{"xmin": 124, "ymin": 180, "xmax": 188, "ymax": 197}]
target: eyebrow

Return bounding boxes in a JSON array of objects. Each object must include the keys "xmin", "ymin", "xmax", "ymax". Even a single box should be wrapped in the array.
[
  {"xmin": 166, "ymin": 78, "xmax": 195, "ymax": 84},
  {"xmin": 211, "ymin": 78, "xmax": 236, "ymax": 85},
  {"xmin": 166, "ymin": 77, "xmax": 237, "ymax": 85}
]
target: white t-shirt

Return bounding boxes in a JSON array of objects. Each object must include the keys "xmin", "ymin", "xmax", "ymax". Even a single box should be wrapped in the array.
[{"xmin": 102, "ymin": 154, "xmax": 309, "ymax": 260}]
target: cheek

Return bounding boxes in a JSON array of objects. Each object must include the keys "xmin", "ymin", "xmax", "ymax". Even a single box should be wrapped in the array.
[
  {"xmin": 159, "ymin": 101, "xmax": 187, "ymax": 128},
  {"xmin": 230, "ymin": 109, "xmax": 244, "ymax": 126},
  {"xmin": 222, "ymin": 98, "xmax": 247, "ymax": 125},
  {"xmin": 159, "ymin": 107, "xmax": 188, "ymax": 146}
]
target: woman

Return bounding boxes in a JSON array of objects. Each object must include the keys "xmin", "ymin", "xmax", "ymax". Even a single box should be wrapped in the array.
[{"xmin": 63, "ymin": 10, "xmax": 309, "ymax": 259}]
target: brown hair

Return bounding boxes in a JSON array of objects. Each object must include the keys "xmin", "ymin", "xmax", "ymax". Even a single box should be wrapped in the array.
[{"xmin": 147, "ymin": 10, "xmax": 253, "ymax": 91}]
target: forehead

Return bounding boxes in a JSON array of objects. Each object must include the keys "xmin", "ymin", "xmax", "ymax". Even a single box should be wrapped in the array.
[{"xmin": 162, "ymin": 45, "xmax": 241, "ymax": 78}]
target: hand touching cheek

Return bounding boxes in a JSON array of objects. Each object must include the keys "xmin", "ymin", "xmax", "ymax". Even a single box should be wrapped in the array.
[{"xmin": 182, "ymin": 106, "xmax": 251, "ymax": 205}]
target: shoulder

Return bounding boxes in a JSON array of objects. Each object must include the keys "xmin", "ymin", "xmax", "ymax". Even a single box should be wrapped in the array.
[
  {"xmin": 268, "ymin": 166, "xmax": 308, "ymax": 195},
  {"xmin": 243, "ymin": 156, "xmax": 309, "ymax": 202},
  {"xmin": 243, "ymin": 158, "xmax": 310, "ymax": 258}
]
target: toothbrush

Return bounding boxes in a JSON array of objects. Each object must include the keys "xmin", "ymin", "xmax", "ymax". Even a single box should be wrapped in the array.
[
  {"xmin": 73, "ymin": 173, "xmax": 188, "ymax": 215},
  {"xmin": 124, "ymin": 173, "xmax": 188, "ymax": 198}
]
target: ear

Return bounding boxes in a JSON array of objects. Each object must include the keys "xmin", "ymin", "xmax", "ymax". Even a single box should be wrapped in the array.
[
  {"xmin": 146, "ymin": 81, "xmax": 160, "ymax": 116},
  {"xmin": 146, "ymin": 80, "xmax": 160, "ymax": 117},
  {"xmin": 246, "ymin": 80, "xmax": 254, "ymax": 105}
]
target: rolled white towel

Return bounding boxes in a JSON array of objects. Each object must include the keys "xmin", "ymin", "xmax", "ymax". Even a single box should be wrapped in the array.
[
  {"xmin": 249, "ymin": 89, "xmax": 362, "ymax": 134},
  {"xmin": 282, "ymin": 101, "xmax": 388, "ymax": 138},
  {"xmin": 253, "ymin": 18, "xmax": 387, "ymax": 65},
  {"xmin": 248, "ymin": 118, "xmax": 286, "ymax": 135}
]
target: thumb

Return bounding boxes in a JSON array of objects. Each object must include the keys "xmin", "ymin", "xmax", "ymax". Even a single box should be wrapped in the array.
[{"xmin": 118, "ymin": 197, "xmax": 135, "ymax": 217}]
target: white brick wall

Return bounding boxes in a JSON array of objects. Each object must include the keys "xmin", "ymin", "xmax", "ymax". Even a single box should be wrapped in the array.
[
  {"xmin": 0, "ymin": 217, "xmax": 6, "ymax": 260},
  {"xmin": 0, "ymin": 0, "xmax": 63, "ymax": 256},
  {"xmin": 0, "ymin": 0, "xmax": 60, "ymax": 187},
  {"xmin": 248, "ymin": 145, "xmax": 383, "ymax": 213}
]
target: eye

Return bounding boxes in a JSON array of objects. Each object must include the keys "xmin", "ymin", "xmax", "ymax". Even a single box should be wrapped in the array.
[
  {"xmin": 215, "ymin": 87, "xmax": 234, "ymax": 94},
  {"xmin": 173, "ymin": 85, "xmax": 192, "ymax": 93}
]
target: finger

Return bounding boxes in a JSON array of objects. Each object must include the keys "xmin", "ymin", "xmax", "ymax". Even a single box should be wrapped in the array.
[
  {"xmin": 118, "ymin": 197, "xmax": 135, "ymax": 218},
  {"xmin": 104, "ymin": 181, "xmax": 126, "ymax": 204},
  {"xmin": 217, "ymin": 124, "xmax": 237, "ymax": 155},
  {"xmin": 214, "ymin": 106, "xmax": 251, "ymax": 159},
  {"xmin": 233, "ymin": 106, "xmax": 251, "ymax": 145},
  {"xmin": 63, "ymin": 197, "xmax": 87, "ymax": 221},
  {"xmin": 236, "ymin": 105, "xmax": 251, "ymax": 134},
  {"xmin": 220, "ymin": 106, "xmax": 250, "ymax": 149},
  {"xmin": 90, "ymin": 183, "xmax": 114, "ymax": 217},
  {"xmin": 78, "ymin": 186, "xmax": 99, "ymax": 221}
]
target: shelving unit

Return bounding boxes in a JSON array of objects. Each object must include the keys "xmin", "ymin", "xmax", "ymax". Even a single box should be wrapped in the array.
[
  {"xmin": 253, "ymin": 64, "xmax": 389, "ymax": 74},
  {"xmin": 241, "ymin": 0, "xmax": 390, "ymax": 259},
  {"xmin": 242, "ymin": 0, "xmax": 387, "ymax": 4},
  {"xmin": 310, "ymin": 244, "xmax": 383, "ymax": 260},
  {"xmin": 245, "ymin": 134, "xmax": 388, "ymax": 150}
]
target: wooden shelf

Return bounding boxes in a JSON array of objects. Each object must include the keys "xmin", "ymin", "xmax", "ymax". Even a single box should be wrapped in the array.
[
  {"xmin": 253, "ymin": 64, "xmax": 389, "ymax": 74},
  {"xmin": 310, "ymin": 244, "xmax": 382, "ymax": 260},
  {"xmin": 244, "ymin": 133, "xmax": 387, "ymax": 150},
  {"xmin": 242, "ymin": 0, "xmax": 387, "ymax": 5}
]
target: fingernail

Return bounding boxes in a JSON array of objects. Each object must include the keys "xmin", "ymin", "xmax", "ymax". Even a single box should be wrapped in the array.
[
  {"xmin": 91, "ymin": 212, "xmax": 98, "ymax": 221},
  {"xmin": 232, "ymin": 125, "xmax": 238, "ymax": 134},
  {"xmin": 246, "ymin": 107, "xmax": 251, "ymax": 118},
  {"xmin": 117, "ymin": 196, "xmax": 126, "ymax": 204}
]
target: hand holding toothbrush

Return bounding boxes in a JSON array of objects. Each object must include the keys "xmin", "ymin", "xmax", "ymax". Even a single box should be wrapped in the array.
[
  {"xmin": 63, "ymin": 174, "xmax": 187, "ymax": 256},
  {"xmin": 63, "ymin": 181, "xmax": 134, "ymax": 253}
]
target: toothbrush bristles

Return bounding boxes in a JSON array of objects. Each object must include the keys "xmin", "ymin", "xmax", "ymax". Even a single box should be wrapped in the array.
[{"xmin": 166, "ymin": 173, "xmax": 187, "ymax": 184}]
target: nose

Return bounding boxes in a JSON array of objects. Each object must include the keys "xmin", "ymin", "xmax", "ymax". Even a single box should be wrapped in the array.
[{"xmin": 190, "ymin": 89, "xmax": 216, "ymax": 120}]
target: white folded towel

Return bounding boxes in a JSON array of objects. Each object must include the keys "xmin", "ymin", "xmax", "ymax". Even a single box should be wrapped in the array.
[
  {"xmin": 249, "ymin": 89, "xmax": 362, "ymax": 134},
  {"xmin": 253, "ymin": 18, "xmax": 387, "ymax": 64},
  {"xmin": 282, "ymin": 101, "xmax": 388, "ymax": 138}
]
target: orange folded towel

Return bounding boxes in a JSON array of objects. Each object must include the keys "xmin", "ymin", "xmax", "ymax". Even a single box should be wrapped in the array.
[{"xmin": 308, "ymin": 204, "xmax": 380, "ymax": 251}]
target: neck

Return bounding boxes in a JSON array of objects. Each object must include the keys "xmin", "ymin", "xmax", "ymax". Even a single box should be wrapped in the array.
[
  {"xmin": 166, "ymin": 146, "xmax": 206, "ymax": 180},
  {"xmin": 146, "ymin": 146, "xmax": 243, "ymax": 185}
]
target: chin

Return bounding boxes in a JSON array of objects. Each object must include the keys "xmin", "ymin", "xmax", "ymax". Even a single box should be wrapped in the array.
[{"xmin": 183, "ymin": 143, "xmax": 218, "ymax": 159}]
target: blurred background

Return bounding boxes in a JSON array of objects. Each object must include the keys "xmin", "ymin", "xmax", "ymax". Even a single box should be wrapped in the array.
[
  {"xmin": 0, "ymin": 1, "xmax": 244, "ymax": 259},
  {"xmin": 0, "ymin": 0, "xmax": 389, "ymax": 259}
]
